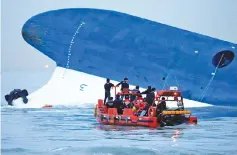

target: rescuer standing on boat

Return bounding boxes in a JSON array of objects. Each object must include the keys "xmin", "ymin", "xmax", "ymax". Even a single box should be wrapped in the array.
[
  {"xmin": 104, "ymin": 78, "xmax": 114, "ymax": 105},
  {"xmin": 130, "ymin": 85, "xmax": 140, "ymax": 101},
  {"xmin": 116, "ymin": 77, "xmax": 129, "ymax": 91},
  {"xmin": 141, "ymin": 86, "xmax": 152, "ymax": 96},
  {"xmin": 116, "ymin": 77, "xmax": 130, "ymax": 100}
]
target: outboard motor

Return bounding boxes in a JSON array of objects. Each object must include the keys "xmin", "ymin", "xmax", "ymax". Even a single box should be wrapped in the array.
[{"xmin": 5, "ymin": 89, "xmax": 29, "ymax": 106}]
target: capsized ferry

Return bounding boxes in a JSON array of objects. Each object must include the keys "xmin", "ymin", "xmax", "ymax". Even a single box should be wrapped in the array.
[{"xmin": 2, "ymin": 1, "xmax": 237, "ymax": 107}]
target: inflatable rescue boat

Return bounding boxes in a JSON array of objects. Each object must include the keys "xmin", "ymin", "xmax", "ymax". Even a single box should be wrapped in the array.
[{"xmin": 94, "ymin": 86, "xmax": 197, "ymax": 128}]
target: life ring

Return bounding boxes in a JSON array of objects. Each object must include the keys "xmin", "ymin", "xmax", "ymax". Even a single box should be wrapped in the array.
[
  {"xmin": 148, "ymin": 106, "xmax": 156, "ymax": 117},
  {"xmin": 139, "ymin": 102, "xmax": 146, "ymax": 111},
  {"xmin": 132, "ymin": 102, "xmax": 145, "ymax": 114}
]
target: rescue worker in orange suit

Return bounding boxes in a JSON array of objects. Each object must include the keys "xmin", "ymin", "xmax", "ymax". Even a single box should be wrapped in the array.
[
  {"xmin": 104, "ymin": 78, "xmax": 114, "ymax": 105},
  {"xmin": 116, "ymin": 78, "xmax": 129, "ymax": 100}
]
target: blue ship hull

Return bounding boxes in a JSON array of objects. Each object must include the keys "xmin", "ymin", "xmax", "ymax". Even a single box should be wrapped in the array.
[{"xmin": 21, "ymin": 8, "xmax": 237, "ymax": 106}]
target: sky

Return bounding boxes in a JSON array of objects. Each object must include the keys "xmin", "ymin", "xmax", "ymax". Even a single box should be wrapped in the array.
[{"xmin": 1, "ymin": 0, "xmax": 237, "ymax": 71}]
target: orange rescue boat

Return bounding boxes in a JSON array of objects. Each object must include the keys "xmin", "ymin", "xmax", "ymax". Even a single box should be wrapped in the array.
[{"xmin": 94, "ymin": 86, "xmax": 197, "ymax": 128}]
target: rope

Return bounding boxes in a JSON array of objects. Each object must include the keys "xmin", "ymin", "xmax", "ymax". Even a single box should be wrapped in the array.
[
  {"xmin": 161, "ymin": 55, "xmax": 183, "ymax": 90},
  {"xmin": 174, "ymin": 75, "xmax": 180, "ymax": 88},
  {"xmin": 61, "ymin": 22, "xmax": 85, "ymax": 78},
  {"xmin": 198, "ymin": 54, "xmax": 224, "ymax": 101},
  {"xmin": 162, "ymin": 70, "xmax": 172, "ymax": 90},
  {"xmin": 162, "ymin": 70, "xmax": 180, "ymax": 90},
  {"xmin": 161, "ymin": 70, "xmax": 181, "ymax": 91}
]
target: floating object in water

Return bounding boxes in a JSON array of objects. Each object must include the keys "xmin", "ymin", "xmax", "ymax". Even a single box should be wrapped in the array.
[{"xmin": 42, "ymin": 104, "xmax": 53, "ymax": 108}]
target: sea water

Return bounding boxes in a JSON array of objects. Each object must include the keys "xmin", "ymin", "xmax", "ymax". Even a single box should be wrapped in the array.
[{"xmin": 1, "ymin": 71, "xmax": 237, "ymax": 155}]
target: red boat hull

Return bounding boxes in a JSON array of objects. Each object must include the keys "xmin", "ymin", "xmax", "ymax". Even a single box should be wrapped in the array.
[
  {"xmin": 96, "ymin": 113, "xmax": 159, "ymax": 128},
  {"xmin": 95, "ymin": 99, "xmax": 197, "ymax": 128}
]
